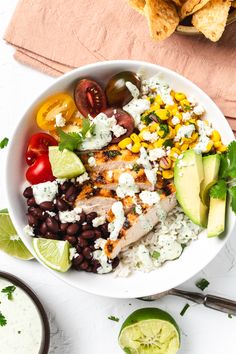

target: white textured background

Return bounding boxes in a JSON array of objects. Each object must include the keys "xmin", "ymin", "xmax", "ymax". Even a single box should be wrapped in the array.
[{"xmin": 0, "ymin": 1, "xmax": 236, "ymax": 353}]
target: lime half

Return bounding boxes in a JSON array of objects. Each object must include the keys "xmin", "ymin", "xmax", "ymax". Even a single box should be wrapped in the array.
[
  {"xmin": 0, "ymin": 211, "xmax": 33, "ymax": 260},
  {"xmin": 119, "ymin": 308, "xmax": 180, "ymax": 354},
  {"xmin": 33, "ymin": 238, "xmax": 71, "ymax": 272},
  {"xmin": 49, "ymin": 146, "xmax": 85, "ymax": 179}
]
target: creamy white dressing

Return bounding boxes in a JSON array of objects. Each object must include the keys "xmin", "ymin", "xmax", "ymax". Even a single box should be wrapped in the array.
[
  {"xmin": 126, "ymin": 81, "xmax": 140, "ymax": 99},
  {"xmin": 123, "ymin": 99, "xmax": 150, "ymax": 127},
  {"xmin": 116, "ymin": 173, "xmax": 139, "ymax": 198},
  {"xmin": 108, "ymin": 202, "xmax": 125, "ymax": 240},
  {"xmin": 0, "ymin": 278, "xmax": 43, "ymax": 354},
  {"xmin": 32, "ymin": 181, "xmax": 58, "ymax": 205},
  {"xmin": 139, "ymin": 191, "xmax": 160, "ymax": 206},
  {"xmin": 137, "ymin": 147, "xmax": 157, "ymax": 186}
]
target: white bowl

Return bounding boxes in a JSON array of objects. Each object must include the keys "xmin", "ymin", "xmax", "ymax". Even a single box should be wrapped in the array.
[{"xmin": 6, "ymin": 60, "xmax": 236, "ymax": 299}]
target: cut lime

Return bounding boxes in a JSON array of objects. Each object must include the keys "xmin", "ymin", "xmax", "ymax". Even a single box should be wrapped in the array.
[
  {"xmin": 119, "ymin": 308, "xmax": 180, "ymax": 354},
  {"xmin": 33, "ymin": 238, "xmax": 71, "ymax": 272},
  {"xmin": 0, "ymin": 211, "xmax": 33, "ymax": 260},
  {"xmin": 49, "ymin": 146, "xmax": 85, "ymax": 179}
]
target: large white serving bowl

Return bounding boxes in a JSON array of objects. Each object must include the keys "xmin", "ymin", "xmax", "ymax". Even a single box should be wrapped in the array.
[{"xmin": 6, "ymin": 60, "xmax": 236, "ymax": 299}]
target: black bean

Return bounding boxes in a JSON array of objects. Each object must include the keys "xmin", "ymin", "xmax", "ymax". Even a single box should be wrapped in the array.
[
  {"xmin": 27, "ymin": 214, "xmax": 38, "ymax": 227},
  {"xmin": 40, "ymin": 201, "xmax": 55, "ymax": 211},
  {"xmin": 91, "ymin": 260, "xmax": 100, "ymax": 273},
  {"xmin": 23, "ymin": 187, "xmax": 33, "ymax": 199},
  {"xmin": 64, "ymin": 235, "xmax": 77, "ymax": 245},
  {"xmin": 79, "ymin": 260, "xmax": 89, "ymax": 271},
  {"xmin": 86, "ymin": 212, "xmax": 97, "ymax": 224},
  {"xmin": 45, "ymin": 232, "xmax": 57, "ymax": 240},
  {"xmin": 78, "ymin": 212, "xmax": 86, "ymax": 225},
  {"xmin": 83, "ymin": 247, "xmax": 92, "ymax": 260},
  {"xmin": 94, "ymin": 229, "xmax": 102, "ymax": 239},
  {"xmin": 89, "ymin": 245, "xmax": 95, "ymax": 252},
  {"xmin": 67, "ymin": 224, "xmax": 80, "ymax": 235},
  {"xmin": 77, "ymin": 237, "xmax": 88, "ymax": 248},
  {"xmin": 65, "ymin": 186, "xmax": 77, "ymax": 202},
  {"xmin": 85, "ymin": 266, "xmax": 93, "ymax": 273},
  {"xmin": 72, "ymin": 254, "xmax": 84, "ymax": 268},
  {"xmin": 100, "ymin": 223, "xmax": 109, "ymax": 238},
  {"xmin": 60, "ymin": 223, "xmax": 69, "ymax": 233},
  {"xmin": 46, "ymin": 217, "xmax": 59, "ymax": 233},
  {"xmin": 60, "ymin": 181, "xmax": 72, "ymax": 192},
  {"xmin": 82, "ymin": 223, "xmax": 92, "ymax": 231},
  {"xmin": 112, "ymin": 257, "xmax": 120, "ymax": 269},
  {"xmin": 56, "ymin": 198, "xmax": 70, "ymax": 212},
  {"xmin": 39, "ymin": 222, "xmax": 48, "ymax": 235},
  {"xmin": 27, "ymin": 197, "xmax": 37, "ymax": 207},
  {"xmin": 28, "ymin": 207, "xmax": 43, "ymax": 219},
  {"xmin": 81, "ymin": 230, "xmax": 95, "ymax": 240},
  {"xmin": 76, "ymin": 245, "xmax": 82, "ymax": 253}
]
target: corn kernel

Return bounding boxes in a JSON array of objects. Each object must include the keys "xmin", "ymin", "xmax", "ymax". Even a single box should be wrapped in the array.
[
  {"xmin": 167, "ymin": 126, "xmax": 175, "ymax": 139},
  {"xmin": 216, "ymin": 144, "xmax": 227, "ymax": 153},
  {"xmin": 180, "ymin": 99, "xmax": 191, "ymax": 110},
  {"xmin": 174, "ymin": 142, "xmax": 182, "ymax": 149},
  {"xmin": 131, "ymin": 142, "xmax": 141, "ymax": 153},
  {"xmin": 170, "ymin": 90, "xmax": 176, "ymax": 98},
  {"xmin": 175, "ymin": 92, "xmax": 186, "ymax": 101},
  {"xmin": 118, "ymin": 137, "xmax": 132, "ymax": 149},
  {"xmin": 139, "ymin": 128, "xmax": 150, "ymax": 141},
  {"xmin": 175, "ymin": 124, "xmax": 182, "ymax": 134},
  {"xmin": 155, "ymin": 108, "xmax": 171, "ymax": 121},
  {"xmin": 180, "ymin": 143, "xmax": 189, "ymax": 151},
  {"xmin": 154, "ymin": 95, "xmax": 164, "ymax": 105},
  {"xmin": 162, "ymin": 170, "xmax": 174, "ymax": 179},
  {"xmin": 204, "ymin": 140, "xmax": 214, "ymax": 153},
  {"xmin": 211, "ymin": 130, "xmax": 221, "ymax": 142},
  {"xmin": 160, "ymin": 157, "xmax": 172, "ymax": 169},
  {"xmin": 130, "ymin": 133, "xmax": 140, "ymax": 143},
  {"xmin": 149, "ymin": 123, "xmax": 159, "ymax": 132},
  {"xmin": 158, "ymin": 129, "xmax": 166, "ymax": 138},
  {"xmin": 148, "ymin": 143, "xmax": 154, "ymax": 150},
  {"xmin": 213, "ymin": 141, "xmax": 221, "ymax": 148},
  {"xmin": 153, "ymin": 139, "xmax": 165, "ymax": 148},
  {"xmin": 191, "ymin": 132, "xmax": 199, "ymax": 142},
  {"xmin": 141, "ymin": 142, "xmax": 149, "ymax": 148},
  {"xmin": 169, "ymin": 147, "xmax": 181, "ymax": 160}
]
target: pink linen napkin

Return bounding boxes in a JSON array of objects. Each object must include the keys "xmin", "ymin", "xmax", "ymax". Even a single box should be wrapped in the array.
[{"xmin": 4, "ymin": 0, "xmax": 236, "ymax": 128}]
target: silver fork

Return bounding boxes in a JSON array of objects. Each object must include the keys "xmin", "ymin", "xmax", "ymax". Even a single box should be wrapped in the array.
[{"xmin": 139, "ymin": 288, "xmax": 236, "ymax": 315}]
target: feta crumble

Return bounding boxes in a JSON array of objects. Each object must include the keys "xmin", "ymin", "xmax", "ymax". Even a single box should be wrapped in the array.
[
  {"xmin": 55, "ymin": 113, "xmax": 66, "ymax": 127},
  {"xmin": 23, "ymin": 225, "xmax": 35, "ymax": 237},
  {"xmin": 149, "ymin": 148, "xmax": 166, "ymax": 161},
  {"xmin": 116, "ymin": 173, "xmax": 139, "ymax": 198},
  {"xmin": 139, "ymin": 191, "xmax": 160, "ymax": 206},
  {"xmin": 88, "ymin": 156, "xmax": 96, "ymax": 167},
  {"xmin": 59, "ymin": 207, "xmax": 82, "ymax": 223},
  {"xmin": 108, "ymin": 202, "xmax": 125, "ymax": 240},
  {"xmin": 92, "ymin": 215, "xmax": 106, "ymax": 227},
  {"xmin": 171, "ymin": 116, "xmax": 180, "ymax": 125},
  {"xmin": 176, "ymin": 124, "xmax": 195, "ymax": 140},
  {"xmin": 76, "ymin": 172, "xmax": 90, "ymax": 184}
]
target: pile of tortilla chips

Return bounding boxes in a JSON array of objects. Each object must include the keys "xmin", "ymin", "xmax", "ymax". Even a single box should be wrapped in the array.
[{"xmin": 128, "ymin": 0, "xmax": 235, "ymax": 41}]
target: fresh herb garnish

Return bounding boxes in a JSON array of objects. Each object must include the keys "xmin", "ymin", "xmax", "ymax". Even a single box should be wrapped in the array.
[
  {"xmin": 163, "ymin": 139, "xmax": 174, "ymax": 148},
  {"xmin": 104, "ymin": 150, "xmax": 122, "ymax": 159},
  {"xmin": 133, "ymin": 163, "xmax": 142, "ymax": 173},
  {"xmin": 1, "ymin": 285, "xmax": 16, "ymax": 300},
  {"xmin": 0, "ymin": 137, "xmax": 9, "ymax": 149},
  {"xmin": 209, "ymin": 142, "xmax": 236, "ymax": 213},
  {"xmin": 57, "ymin": 118, "xmax": 94, "ymax": 151},
  {"xmin": 159, "ymin": 124, "xmax": 169, "ymax": 138},
  {"xmin": 195, "ymin": 278, "xmax": 209, "ymax": 291},
  {"xmin": 180, "ymin": 303, "xmax": 190, "ymax": 316},
  {"xmin": 183, "ymin": 104, "xmax": 191, "ymax": 112},
  {"xmin": 108, "ymin": 315, "xmax": 119, "ymax": 322},
  {"xmin": 152, "ymin": 251, "xmax": 160, "ymax": 260},
  {"xmin": 228, "ymin": 314, "xmax": 233, "ymax": 319},
  {"xmin": 0, "ymin": 312, "xmax": 7, "ymax": 326},
  {"xmin": 18, "ymin": 330, "xmax": 21, "ymax": 334}
]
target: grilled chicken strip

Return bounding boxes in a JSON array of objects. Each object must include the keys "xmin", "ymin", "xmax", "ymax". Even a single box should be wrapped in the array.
[{"xmin": 104, "ymin": 194, "xmax": 177, "ymax": 259}]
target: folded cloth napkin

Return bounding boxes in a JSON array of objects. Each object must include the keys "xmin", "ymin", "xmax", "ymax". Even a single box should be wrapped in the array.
[{"xmin": 4, "ymin": 0, "xmax": 236, "ymax": 126}]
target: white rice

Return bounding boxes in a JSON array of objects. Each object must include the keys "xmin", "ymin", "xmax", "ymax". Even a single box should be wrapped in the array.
[{"xmin": 114, "ymin": 206, "xmax": 202, "ymax": 277}]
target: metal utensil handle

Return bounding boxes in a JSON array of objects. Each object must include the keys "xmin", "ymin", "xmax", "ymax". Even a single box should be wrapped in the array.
[
  {"xmin": 203, "ymin": 295, "xmax": 236, "ymax": 315},
  {"xmin": 170, "ymin": 288, "xmax": 204, "ymax": 304}
]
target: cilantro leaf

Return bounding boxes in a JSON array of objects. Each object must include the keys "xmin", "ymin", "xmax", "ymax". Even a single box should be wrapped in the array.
[
  {"xmin": 159, "ymin": 124, "xmax": 169, "ymax": 138},
  {"xmin": 229, "ymin": 186, "xmax": 236, "ymax": 214},
  {"xmin": 195, "ymin": 278, "xmax": 209, "ymax": 291},
  {"xmin": 57, "ymin": 129, "xmax": 82, "ymax": 151},
  {"xmin": 81, "ymin": 118, "xmax": 94, "ymax": 138},
  {"xmin": 219, "ymin": 154, "xmax": 229, "ymax": 179},
  {"xmin": 163, "ymin": 139, "xmax": 174, "ymax": 148},
  {"xmin": 0, "ymin": 137, "xmax": 9, "ymax": 149},
  {"xmin": 152, "ymin": 251, "xmax": 160, "ymax": 260},
  {"xmin": 0, "ymin": 312, "xmax": 7, "ymax": 326},
  {"xmin": 108, "ymin": 315, "xmax": 119, "ymax": 322},
  {"xmin": 1, "ymin": 285, "xmax": 16, "ymax": 300},
  {"xmin": 227, "ymin": 141, "xmax": 236, "ymax": 178},
  {"xmin": 180, "ymin": 303, "xmax": 190, "ymax": 317},
  {"xmin": 209, "ymin": 180, "xmax": 227, "ymax": 200}
]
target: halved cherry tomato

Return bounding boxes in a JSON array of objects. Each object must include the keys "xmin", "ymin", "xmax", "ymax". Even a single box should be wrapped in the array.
[
  {"xmin": 25, "ymin": 133, "xmax": 58, "ymax": 166},
  {"xmin": 36, "ymin": 93, "xmax": 76, "ymax": 131},
  {"xmin": 74, "ymin": 79, "xmax": 107, "ymax": 118},
  {"xmin": 26, "ymin": 154, "xmax": 55, "ymax": 185},
  {"xmin": 104, "ymin": 108, "xmax": 135, "ymax": 143}
]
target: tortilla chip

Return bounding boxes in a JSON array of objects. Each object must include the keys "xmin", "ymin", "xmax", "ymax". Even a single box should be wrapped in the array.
[
  {"xmin": 144, "ymin": 0, "xmax": 179, "ymax": 40},
  {"xmin": 128, "ymin": 0, "xmax": 146, "ymax": 13},
  {"xmin": 192, "ymin": 0, "xmax": 231, "ymax": 41},
  {"xmin": 180, "ymin": 0, "xmax": 210, "ymax": 18},
  {"xmin": 232, "ymin": 0, "xmax": 236, "ymax": 7},
  {"xmin": 171, "ymin": 0, "xmax": 187, "ymax": 7}
]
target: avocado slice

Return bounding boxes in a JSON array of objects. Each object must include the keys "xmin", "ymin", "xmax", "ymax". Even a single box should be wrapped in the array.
[
  {"xmin": 200, "ymin": 154, "xmax": 221, "ymax": 206},
  {"xmin": 207, "ymin": 197, "xmax": 226, "ymax": 237},
  {"xmin": 174, "ymin": 150, "xmax": 208, "ymax": 227}
]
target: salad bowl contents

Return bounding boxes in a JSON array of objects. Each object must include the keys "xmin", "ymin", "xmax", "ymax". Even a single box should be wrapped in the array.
[{"xmin": 6, "ymin": 61, "xmax": 235, "ymax": 298}]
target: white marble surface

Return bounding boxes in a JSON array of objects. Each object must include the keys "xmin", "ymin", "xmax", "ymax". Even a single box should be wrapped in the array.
[{"xmin": 0, "ymin": 2, "xmax": 236, "ymax": 354}]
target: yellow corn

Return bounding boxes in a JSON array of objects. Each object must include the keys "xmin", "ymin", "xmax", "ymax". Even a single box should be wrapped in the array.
[
  {"xmin": 155, "ymin": 108, "xmax": 171, "ymax": 121},
  {"xmin": 191, "ymin": 132, "xmax": 199, "ymax": 142},
  {"xmin": 170, "ymin": 90, "xmax": 176, "ymax": 98},
  {"xmin": 174, "ymin": 111, "xmax": 182, "ymax": 120},
  {"xmin": 189, "ymin": 142, "xmax": 197, "ymax": 149},
  {"xmin": 174, "ymin": 142, "xmax": 182, "ymax": 149},
  {"xmin": 148, "ymin": 143, "xmax": 154, "ymax": 150},
  {"xmin": 153, "ymin": 139, "xmax": 165, "ymax": 148},
  {"xmin": 149, "ymin": 123, "xmax": 159, "ymax": 132},
  {"xmin": 180, "ymin": 99, "xmax": 190, "ymax": 110},
  {"xmin": 175, "ymin": 92, "xmax": 186, "ymax": 101},
  {"xmin": 169, "ymin": 147, "xmax": 181, "ymax": 160},
  {"xmin": 118, "ymin": 137, "xmax": 132, "ymax": 149},
  {"xmin": 175, "ymin": 124, "xmax": 182, "ymax": 134},
  {"xmin": 180, "ymin": 143, "xmax": 189, "ymax": 151},
  {"xmin": 167, "ymin": 126, "xmax": 175, "ymax": 139},
  {"xmin": 154, "ymin": 95, "xmax": 164, "ymax": 106},
  {"xmin": 159, "ymin": 157, "xmax": 172, "ymax": 170},
  {"xmin": 182, "ymin": 137, "xmax": 193, "ymax": 144},
  {"xmin": 213, "ymin": 141, "xmax": 221, "ymax": 148},
  {"xmin": 204, "ymin": 140, "xmax": 214, "ymax": 153},
  {"xmin": 162, "ymin": 170, "xmax": 174, "ymax": 179},
  {"xmin": 211, "ymin": 130, "xmax": 221, "ymax": 142},
  {"xmin": 130, "ymin": 133, "xmax": 140, "ymax": 144},
  {"xmin": 158, "ymin": 129, "xmax": 166, "ymax": 138},
  {"xmin": 150, "ymin": 104, "xmax": 160, "ymax": 111},
  {"xmin": 141, "ymin": 142, "xmax": 149, "ymax": 148},
  {"xmin": 131, "ymin": 142, "xmax": 141, "ymax": 153},
  {"xmin": 216, "ymin": 144, "xmax": 227, "ymax": 153}
]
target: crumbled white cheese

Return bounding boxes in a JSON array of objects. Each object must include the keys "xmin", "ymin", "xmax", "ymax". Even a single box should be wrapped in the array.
[
  {"xmin": 116, "ymin": 173, "xmax": 139, "ymax": 198},
  {"xmin": 46, "ymin": 211, "xmax": 56, "ymax": 217},
  {"xmin": 92, "ymin": 215, "xmax": 106, "ymax": 227},
  {"xmin": 23, "ymin": 225, "xmax": 35, "ymax": 237},
  {"xmin": 107, "ymin": 170, "xmax": 113, "ymax": 179},
  {"xmin": 111, "ymin": 124, "xmax": 127, "ymax": 138},
  {"xmin": 93, "ymin": 238, "xmax": 112, "ymax": 274},
  {"xmin": 32, "ymin": 181, "xmax": 58, "ymax": 205},
  {"xmin": 76, "ymin": 172, "xmax": 90, "ymax": 184},
  {"xmin": 142, "ymin": 75, "xmax": 174, "ymax": 106},
  {"xmin": 108, "ymin": 202, "xmax": 125, "ymax": 240},
  {"xmin": 193, "ymin": 104, "xmax": 205, "ymax": 116},
  {"xmin": 69, "ymin": 247, "xmax": 77, "ymax": 261},
  {"xmin": 171, "ymin": 116, "xmax": 180, "ymax": 125},
  {"xmin": 144, "ymin": 169, "xmax": 158, "ymax": 186},
  {"xmin": 135, "ymin": 204, "xmax": 142, "ymax": 215},
  {"xmin": 123, "ymin": 98, "xmax": 150, "ymax": 127},
  {"xmin": 126, "ymin": 81, "xmax": 140, "ymax": 99},
  {"xmin": 188, "ymin": 95, "xmax": 197, "ymax": 106},
  {"xmin": 139, "ymin": 191, "xmax": 160, "ymax": 206},
  {"xmin": 142, "ymin": 131, "xmax": 158, "ymax": 143},
  {"xmin": 182, "ymin": 112, "xmax": 192, "ymax": 122},
  {"xmin": 55, "ymin": 113, "xmax": 66, "ymax": 127},
  {"xmin": 148, "ymin": 148, "xmax": 166, "ymax": 161},
  {"xmin": 176, "ymin": 124, "xmax": 195, "ymax": 140},
  {"xmin": 126, "ymin": 143, "xmax": 133, "ymax": 151},
  {"xmin": 59, "ymin": 207, "xmax": 82, "ymax": 223},
  {"xmin": 88, "ymin": 156, "xmax": 96, "ymax": 167},
  {"xmin": 56, "ymin": 178, "xmax": 67, "ymax": 184},
  {"xmin": 137, "ymin": 148, "xmax": 157, "ymax": 186},
  {"xmin": 194, "ymin": 120, "xmax": 213, "ymax": 154}
]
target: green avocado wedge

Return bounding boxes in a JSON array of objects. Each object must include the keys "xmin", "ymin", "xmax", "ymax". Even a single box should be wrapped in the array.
[
  {"xmin": 201, "ymin": 154, "xmax": 221, "ymax": 206},
  {"xmin": 174, "ymin": 150, "xmax": 208, "ymax": 227},
  {"xmin": 207, "ymin": 196, "xmax": 226, "ymax": 237}
]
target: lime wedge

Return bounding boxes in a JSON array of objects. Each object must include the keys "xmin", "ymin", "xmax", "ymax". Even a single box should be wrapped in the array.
[
  {"xmin": 0, "ymin": 211, "xmax": 33, "ymax": 260},
  {"xmin": 49, "ymin": 146, "xmax": 85, "ymax": 179},
  {"xmin": 33, "ymin": 238, "xmax": 71, "ymax": 272},
  {"xmin": 119, "ymin": 308, "xmax": 180, "ymax": 354}
]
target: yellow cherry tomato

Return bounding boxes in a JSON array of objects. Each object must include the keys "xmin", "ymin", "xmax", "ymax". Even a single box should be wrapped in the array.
[{"xmin": 36, "ymin": 93, "xmax": 76, "ymax": 131}]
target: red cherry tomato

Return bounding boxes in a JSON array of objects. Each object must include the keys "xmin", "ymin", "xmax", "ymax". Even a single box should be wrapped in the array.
[
  {"xmin": 25, "ymin": 133, "xmax": 58, "ymax": 165},
  {"xmin": 104, "ymin": 108, "xmax": 135, "ymax": 143},
  {"xmin": 74, "ymin": 79, "xmax": 107, "ymax": 118},
  {"xmin": 26, "ymin": 154, "xmax": 55, "ymax": 185}
]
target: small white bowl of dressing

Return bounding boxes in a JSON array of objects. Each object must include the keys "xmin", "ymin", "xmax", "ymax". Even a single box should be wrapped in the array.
[{"xmin": 0, "ymin": 272, "xmax": 50, "ymax": 354}]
